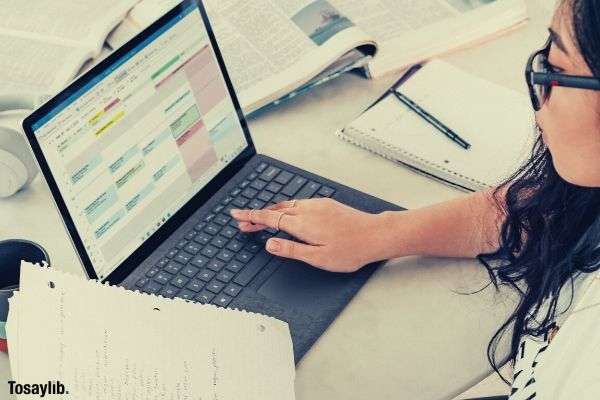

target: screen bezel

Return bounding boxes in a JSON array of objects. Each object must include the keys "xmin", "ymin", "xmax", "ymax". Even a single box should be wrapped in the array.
[{"xmin": 22, "ymin": 0, "xmax": 256, "ymax": 283}]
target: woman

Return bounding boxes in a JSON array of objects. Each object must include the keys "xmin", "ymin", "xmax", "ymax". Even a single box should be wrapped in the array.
[{"xmin": 231, "ymin": 0, "xmax": 600, "ymax": 398}]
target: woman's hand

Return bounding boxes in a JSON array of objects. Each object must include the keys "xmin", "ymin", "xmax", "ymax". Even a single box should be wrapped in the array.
[{"xmin": 229, "ymin": 198, "xmax": 389, "ymax": 273}]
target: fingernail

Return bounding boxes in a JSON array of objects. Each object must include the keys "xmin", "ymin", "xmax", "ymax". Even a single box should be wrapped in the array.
[
  {"xmin": 267, "ymin": 239, "xmax": 280, "ymax": 252},
  {"xmin": 230, "ymin": 209, "xmax": 241, "ymax": 216}
]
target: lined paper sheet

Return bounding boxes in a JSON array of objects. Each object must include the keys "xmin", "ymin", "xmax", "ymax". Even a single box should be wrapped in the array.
[{"xmin": 7, "ymin": 263, "xmax": 295, "ymax": 400}]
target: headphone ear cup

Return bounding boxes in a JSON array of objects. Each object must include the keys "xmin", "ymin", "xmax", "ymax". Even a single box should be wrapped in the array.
[
  {"xmin": 0, "ymin": 126, "xmax": 38, "ymax": 197},
  {"xmin": 0, "ymin": 147, "xmax": 28, "ymax": 197}
]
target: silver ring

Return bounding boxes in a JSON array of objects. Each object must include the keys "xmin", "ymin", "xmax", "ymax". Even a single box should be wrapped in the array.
[
  {"xmin": 249, "ymin": 208, "xmax": 256, "ymax": 224},
  {"xmin": 290, "ymin": 199, "xmax": 297, "ymax": 208},
  {"xmin": 275, "ymin": 211, "xmax": 284, "ymax": 231}
]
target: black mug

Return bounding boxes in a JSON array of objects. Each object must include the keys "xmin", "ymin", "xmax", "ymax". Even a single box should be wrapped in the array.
[{"xmin": 0, "ymin": 239, "xmax": 50, "ymax": 351}]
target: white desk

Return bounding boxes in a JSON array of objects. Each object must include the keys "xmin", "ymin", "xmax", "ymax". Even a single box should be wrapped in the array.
[{"xmin": 0, "ymin": 1, "xmax": 552, "ymax": 398}]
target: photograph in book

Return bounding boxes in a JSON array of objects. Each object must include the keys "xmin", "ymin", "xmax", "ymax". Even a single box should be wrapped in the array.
[
  {"xmin": 291, "ymin": 0, "xmax": 354, "ymax": 45},
  {"xmin": 446, "ymin": 0, "xmax": 497, "ymax": 12}
]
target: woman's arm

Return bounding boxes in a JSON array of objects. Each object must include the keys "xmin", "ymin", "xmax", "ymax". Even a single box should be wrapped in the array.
[
  {"xmin": 377, "ymin": 189, "xmax": 506, "ymax": 260},
  {"xmin": 230, "ymin": 188, "xmax": 507, "ymax": 272}
]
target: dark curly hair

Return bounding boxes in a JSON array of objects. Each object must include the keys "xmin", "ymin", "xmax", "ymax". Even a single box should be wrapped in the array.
[{"xmin": 478, "ymin": 0, "xmax": 600, "ymax": 382}]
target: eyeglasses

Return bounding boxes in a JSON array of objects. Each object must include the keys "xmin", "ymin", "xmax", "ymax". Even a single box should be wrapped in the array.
[{"xmin": 525, "ymin": 37, "xmax": 600, "ymax": 111}]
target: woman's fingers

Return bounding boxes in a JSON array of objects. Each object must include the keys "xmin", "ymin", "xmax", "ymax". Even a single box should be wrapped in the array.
[
  {"xmin": 237, "ymin": 220, "xmax": 266, "ymax": 232},
  {"xmin": 230, "ymin": 197, "xmax": 377, "ymax": 273},
  {"xmin": 265, "ymin": 237, "xmax": 321, "ymax": 265},
  {"xmin": 265, "ymin": 199, "xmax": 300, "ymax": 211},
  {"xmin": 230, "ymin": 208, "xmax": 294, "ymax": 231},
  {"xmin": 231, "ymin": 199, "xmax": 302, "ymax": 232}
]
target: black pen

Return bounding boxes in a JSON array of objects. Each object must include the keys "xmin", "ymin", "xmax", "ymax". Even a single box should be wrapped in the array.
[{"xmin": 392, "ymin": 90, "xmax": 471, "ymax": 150}]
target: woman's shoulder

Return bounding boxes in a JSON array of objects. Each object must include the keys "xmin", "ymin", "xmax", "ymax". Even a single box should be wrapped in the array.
[
  {"xmin": 571, "ymin": 268, "xmax": 600, "ymax": 310},
  {"xmin": 535, "ymin": 272, "xmax": 600, "ymax": 399},
  {"xmin": 575, "ymin": 268, "xmax": 600, "ymax": 311},
  {"xmin": 556, "ymin": 269, "xmax": 600, "ymax": 322},
  {"xmin": 523, "ymin": 268, "xmax": 599, "ymax": 329}
]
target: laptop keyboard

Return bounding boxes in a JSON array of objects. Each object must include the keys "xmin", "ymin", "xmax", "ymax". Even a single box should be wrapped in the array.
[{"xmin": 134, "ymin": 161, "xmax": 335, "ymax": 307}]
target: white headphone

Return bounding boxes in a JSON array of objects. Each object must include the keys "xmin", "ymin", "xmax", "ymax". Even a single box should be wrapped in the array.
[{"xmin": 0, "ymin": 94, "xmax": 39, "ymax": 198}]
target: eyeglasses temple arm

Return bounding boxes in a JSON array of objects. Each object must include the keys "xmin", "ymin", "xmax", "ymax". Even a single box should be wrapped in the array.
[{"xmin": 531, "ymin": 72, "xmax": 600, "ymax": 90}]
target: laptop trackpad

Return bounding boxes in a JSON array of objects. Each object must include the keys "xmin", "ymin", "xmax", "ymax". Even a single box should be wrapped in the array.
[{"xmin": 257, "ymin": 259, "xmax": 355, "ymax": 312}]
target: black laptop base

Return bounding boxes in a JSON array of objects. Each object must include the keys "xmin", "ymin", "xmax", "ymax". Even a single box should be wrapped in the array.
[{"xmin": 122, "ymin": 154, "xmax": 403, "ymax": 362}]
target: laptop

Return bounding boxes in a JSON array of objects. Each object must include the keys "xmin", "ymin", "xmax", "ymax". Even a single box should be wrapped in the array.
[{"xmin": 22, "ymin": 0, "xmax": 402, "ymax": 362}]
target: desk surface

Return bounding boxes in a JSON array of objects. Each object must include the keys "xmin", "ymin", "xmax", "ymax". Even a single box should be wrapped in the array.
[{"xmin": 0, "ymin": 1, "xmax": 552, "ymax": 398}]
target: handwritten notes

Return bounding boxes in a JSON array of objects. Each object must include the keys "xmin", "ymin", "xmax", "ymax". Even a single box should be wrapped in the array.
[{"xmin": 6, "ymin": 263, "xmax": 295, "ymax": 399}]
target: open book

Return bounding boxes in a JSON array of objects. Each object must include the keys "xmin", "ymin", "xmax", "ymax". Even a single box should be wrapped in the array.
[
  {"xmin": 107, "ymin": 0, "xmax": 528, "ymax": 115},
  {"xmin": 0, "ymin": 0, "xmax": 138, "ymax": 100}
]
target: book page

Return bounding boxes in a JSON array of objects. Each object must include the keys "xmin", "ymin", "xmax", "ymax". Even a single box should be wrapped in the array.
[
  {"xmin": 329, "ymin": 0, "xmax": 527, "ymax": 78},
  {"xmin": 106, "ymin": 16, "xmax": 143, "ymax": 50},
  {"xmin": 108, "ymin": 0, "xmax": 375, "ymax": 113},
  {"xmin": 330, "ymin": 0, "xmax": 458, "ymax": 43},
  {"xmin": 0, "ymin": 0, "xmax": 139, "ymax": 98},
  {"xmin": 0, "ymin": 0, "xmax": 138, "ymax": 48},
  {"xmin": 0, "ymin": 34, "xmax": 89, "ymax": 97},
  {"xmin": 7, "ymin": 263, "xmax": 295, "ymax": 400},
  {"xmin": 77, "ymin": 45, "xmax": 114, "ymax": 76},
  {"xmin": 207, "ymin": 0, "xmax": 375, "ymax": 112}
]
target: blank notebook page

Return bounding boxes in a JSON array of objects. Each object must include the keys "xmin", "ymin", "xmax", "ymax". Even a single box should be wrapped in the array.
[{"xmin": 350, "ymin": 60, "xmax": 536, "ymax": 188}]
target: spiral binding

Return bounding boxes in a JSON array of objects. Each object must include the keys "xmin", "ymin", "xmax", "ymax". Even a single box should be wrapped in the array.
[{"xmin": 336, "ymin": 127, "xmax": 487, "ymax": 190}]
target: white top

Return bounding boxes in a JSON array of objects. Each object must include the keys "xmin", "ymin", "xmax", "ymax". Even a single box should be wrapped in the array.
[{"xmin": 509, "ymin": 269, "xmax": 600, "ymax": 399}]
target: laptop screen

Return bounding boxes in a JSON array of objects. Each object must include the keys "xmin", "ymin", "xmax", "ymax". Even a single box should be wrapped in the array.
[{"xmin": 29, "ymin": 2, "xmax": 248, "ymax": 280}]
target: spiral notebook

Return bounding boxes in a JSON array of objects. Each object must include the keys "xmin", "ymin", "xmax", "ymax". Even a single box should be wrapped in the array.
[{"xmin": 336, "ymin": 60, "xmax": 536, "ymax": 192}]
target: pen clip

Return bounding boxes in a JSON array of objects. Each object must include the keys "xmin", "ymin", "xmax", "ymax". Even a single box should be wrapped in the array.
[{"xmin": 363, "ymin": 64, "xmax": 423, "ymax": 114}]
